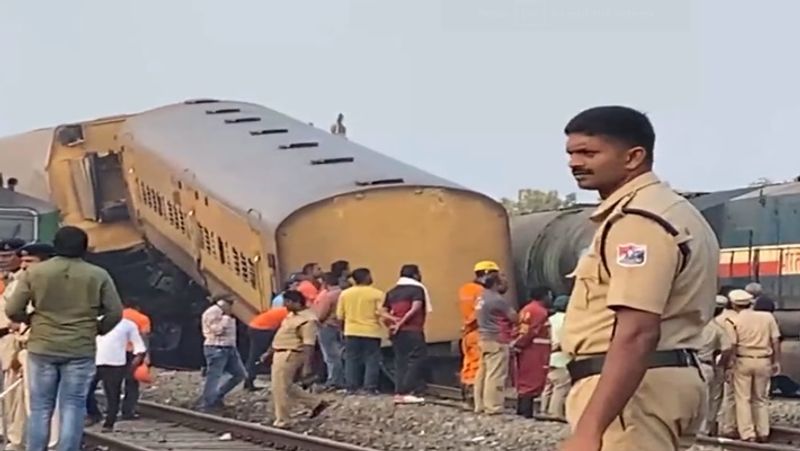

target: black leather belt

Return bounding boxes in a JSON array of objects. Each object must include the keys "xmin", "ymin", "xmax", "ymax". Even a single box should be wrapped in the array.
[
  {"xmin": 567, "ymin": 349, "xmax": 699, "ymax": 384},
  {"xmin": 737, "ymin": 354, "xmax": 770, "ymax": 359},
  {"xmin": 274, "ymin": 348, "xmax": 301, "ymax": 353}
]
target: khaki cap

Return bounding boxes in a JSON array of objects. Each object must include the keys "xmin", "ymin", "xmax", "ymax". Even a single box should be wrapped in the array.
[
  {"xmin": 728, "ymin": 289, "xmax": 754, "ymax": 306},
  {"xmin": 715, "ymin": 295, "xmax": 728, "ymax": 306}
]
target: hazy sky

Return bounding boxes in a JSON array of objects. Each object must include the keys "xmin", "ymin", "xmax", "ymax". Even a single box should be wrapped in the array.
[{"xmin": 2, "ymin": 1, "xmax": 799, "ymax": 202}]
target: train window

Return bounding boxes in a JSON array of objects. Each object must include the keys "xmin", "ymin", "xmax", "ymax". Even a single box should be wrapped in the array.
[
  {"xmin": 355, "ymin": 178, "xmax": 405, "ymax": 187},
  {"xmin": 178, "ymin": 181, "xmax": 183, "ymax": 190},
  {"xmin": 224, "ymin": 117, "xmax": 261, "ymax": 124},
  {"xmin": 250, "ymin": 129, "xmax": 288, "ymax": 136},
  {"xmin": 194, "ymin": 191, "xmax": 199, "ymax": 200},
  {"xmin": 184, "ymin": 99, "xmax": 219, "ymax": 104},
  {"xmin": 278, "ymin": 142, "xmax": 319, "ymax": 150},
  {"xmin": 206, "ymin": 108, "xmax": 241, "ymax": 115},
  {"xmin": 311, "ymin": 157, "xmax": 355, "ymax": 165},
  {"xmin": 217, "ymin": 237, "xmax": 226, "ymax": 265},
  {"xmin": 57, "ymin": 124, "xmax": 85, "ymax": 147}
]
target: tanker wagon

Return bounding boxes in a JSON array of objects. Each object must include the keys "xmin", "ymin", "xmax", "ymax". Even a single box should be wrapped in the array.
[{"xmin": 511, "ymin": 183, "xmax": 800, "ymax": 396}]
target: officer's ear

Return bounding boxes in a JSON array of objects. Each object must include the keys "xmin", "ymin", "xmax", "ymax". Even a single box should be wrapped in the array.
[{"xmin": 623, "ymin": 146, "xmax": 648, "ymax": 170}]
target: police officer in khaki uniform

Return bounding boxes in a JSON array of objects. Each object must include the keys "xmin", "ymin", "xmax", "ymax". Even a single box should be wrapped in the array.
[
  {"xmin": 264, "ymin": 290, "xmax": 329, "ymax": 428},
  {"xmin": 2, "ymin": 243, "xmax": 58, "ymax": 450},
  {"xmin": 698, "ymin": 295, "xmax": 733, "ymax": 436},
  {"xmin": 726, "ymin": 289, "xmax": 780, "ymax": 443},
  {"xmin": 0, "ymin": 238, "xmax": 25, "ymax": 443},
  {"xmin": 714, "ymin": 289, "xmax": 739, "ymax": 437},
  {"xmin": 557, "ymin": 106, "xmax": 719, "ymax": 451}
]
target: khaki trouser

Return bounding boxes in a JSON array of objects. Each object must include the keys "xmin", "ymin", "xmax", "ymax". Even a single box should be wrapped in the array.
[
  {"xmin": 704, "ymin": 364, "xmax": 726, "ymax": 434},
  {"xmin": 719, "ymin": 376, "xmax": 737, "ymax": 435},
  {"xmin": 4, "ymin": 366, "xmax": 25, "ymax": 448},
  {"xmin": 733, "ymin": 356, "xmax": 771, "ymax": 441},
  {"xmin": 473, "ymin": 340, "xmax": 509, "ymax": 415},
  {"xmin": 566, "ymin": 367, "xmax": 706, "ymax": 451},
  {"xmin": 539, "ymin": 367, "xmax": 570, "ymax": 418},
  {"xmin": 698, "ymin": 363, "xmax": 717, "ymax": 434},
  {"xmin": 270, "ymin": 350, "xmax": 320, "ymax": 424}
]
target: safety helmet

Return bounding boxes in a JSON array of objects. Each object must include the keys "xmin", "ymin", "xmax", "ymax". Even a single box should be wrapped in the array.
[{"xmin": 473, "ymin": 260, "xmax": 500, "ymax": 273}]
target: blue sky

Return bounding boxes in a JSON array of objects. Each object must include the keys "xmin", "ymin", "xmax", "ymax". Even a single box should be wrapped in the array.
[{"xmin": 2, "ymin": 0, "xmax": 799, "ymax": 202}]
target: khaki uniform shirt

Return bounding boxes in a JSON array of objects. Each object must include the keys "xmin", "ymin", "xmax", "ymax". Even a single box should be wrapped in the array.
[
  {"xmin": 562, "ymin": 172, "xmax": 720, "ymax": 357},
  {"xmin": 728, "ymin": 309, "xmax": 780, "ymax": 357},
  {"xmin": 697, "ymin": 319, "xmax": 731, "ymax": 364},
  {"xmin": 0, "ymin": 271, "xmax": 20, "ymax": 370},
  {"xmin": 271, "ymin": 309, "xmax": 318, "ymax": 351}
]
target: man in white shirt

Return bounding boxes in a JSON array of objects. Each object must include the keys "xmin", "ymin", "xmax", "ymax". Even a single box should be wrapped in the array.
[{"xmin": 86, "ymin": 318, "xmax": 146, "ymax": 432}]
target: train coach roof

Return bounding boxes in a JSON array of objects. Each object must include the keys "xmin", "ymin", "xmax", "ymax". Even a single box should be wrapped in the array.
[
  {"xmin": 729, "ymin": 181, "xmax": 800, "ymax": 200},
  {"xmin": 120, "ymin": 100, "xmax": 467, "ymax": 227}
]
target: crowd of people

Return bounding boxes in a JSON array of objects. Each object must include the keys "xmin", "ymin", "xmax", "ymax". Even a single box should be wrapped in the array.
[
  {"xmin": 0, "ymin": 227, "xmax": 150, "ymax": 451},
  {"xmin": 198, "ymin": 261, "xmax": 438, "ymax": 426},
  {"xmin": 701, "ymin": 284, "xmax": 781, "ymax": 443},
  {"xmin": 0, "ymin": 105, "xmax": 791, "ymax": 451}
]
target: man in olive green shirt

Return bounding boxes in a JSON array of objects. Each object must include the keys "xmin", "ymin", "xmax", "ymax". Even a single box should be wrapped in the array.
[{"xmin": 6, "ymin": 226, "xmax": 123, "ymax": 451}]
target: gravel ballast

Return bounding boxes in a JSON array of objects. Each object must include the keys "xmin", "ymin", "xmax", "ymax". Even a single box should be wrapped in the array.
[{"xmin": 140, "ymin": 370, "xmax": 799, "ymax": 450}]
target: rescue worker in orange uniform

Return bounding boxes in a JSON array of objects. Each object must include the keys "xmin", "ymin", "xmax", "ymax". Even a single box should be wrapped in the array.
[
  {"xmin": 458, "ymin": 261, "xmax": 500, "ymax": 392},
  {"xmin": 512, "ymin": 286, "xmax": 553, "ymax": 418}
]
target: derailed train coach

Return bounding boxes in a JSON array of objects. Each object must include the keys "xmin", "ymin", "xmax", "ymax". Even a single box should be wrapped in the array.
[
  {"xmin": 511, "ymin": 183, "xmax": 800, "ymax": 396},
  {"xmin": 0, "ymin": 99, "xmax": 514, "ymax": 374}
]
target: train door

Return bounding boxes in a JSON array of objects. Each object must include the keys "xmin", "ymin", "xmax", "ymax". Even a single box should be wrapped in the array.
[{"xmin": 68, "ymin": 151, "xmax": 131, "ymax": 223}]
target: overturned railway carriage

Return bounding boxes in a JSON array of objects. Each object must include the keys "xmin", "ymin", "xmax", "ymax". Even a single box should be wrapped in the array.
[
  {"xmin": 511, "ymin": 183, "xmax": 800, "ymax": 395},
  {"xmin": 0, "ymin": 99, "xmax": 513, "ymax": 374}
]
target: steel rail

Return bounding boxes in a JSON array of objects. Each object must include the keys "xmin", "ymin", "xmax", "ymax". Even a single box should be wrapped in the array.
[
  {"xmin": 425, "ymin": 384, "xmax": 800, "ymax": 451},
  {"xmin": 83, "ymin": 430, "xmax": 153, "ymax": 451},
  {"xmin": 136, "ymin": 400, "xmax": 378, "ymax": 451},
  {"xmin": 83, "ymin": 398, "xmax": 379, "ymax": 451}
]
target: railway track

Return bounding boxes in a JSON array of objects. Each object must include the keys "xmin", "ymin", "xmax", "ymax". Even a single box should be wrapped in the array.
[
  {"xmin": 82, "ymin": 399, "xmax": 378, "ymax": 451},
  {"xmin": 424, "ymin": 384, "xmax": 800, "ymax": 451}
]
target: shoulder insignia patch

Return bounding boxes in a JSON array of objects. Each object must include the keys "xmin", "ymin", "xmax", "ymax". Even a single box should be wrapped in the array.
[{"xmin": 616, "ymin": 243, "xmax": 647, "ymax": 267}]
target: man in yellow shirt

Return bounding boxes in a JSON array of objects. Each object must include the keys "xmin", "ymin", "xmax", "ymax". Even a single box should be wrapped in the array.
[{"xmin": 336, "ymin": 268, "xmax": 389, "ymax": 394}]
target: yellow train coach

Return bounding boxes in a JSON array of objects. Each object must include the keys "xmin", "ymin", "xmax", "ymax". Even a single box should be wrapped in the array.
[{"xmin": 0, "ymin": 99, "xmax": 514, "ymax": 373}]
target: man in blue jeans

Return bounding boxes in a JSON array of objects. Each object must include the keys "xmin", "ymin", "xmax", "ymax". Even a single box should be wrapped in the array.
[
  {"xmin": 199, "ymin": 294, "xmax": 246, "ymax": 411},
  {"xmin": 6, "ymin": 226, "xmax": 123, "ymax": 451}
]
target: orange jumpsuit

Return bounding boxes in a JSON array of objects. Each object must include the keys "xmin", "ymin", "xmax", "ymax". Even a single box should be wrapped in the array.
[{"xmin": 458, "ymin": 282, "xmax": 483, "ymax": 386}]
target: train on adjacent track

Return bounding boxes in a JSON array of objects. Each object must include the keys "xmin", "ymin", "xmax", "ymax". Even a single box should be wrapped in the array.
[{"xmin": 511, "ymin": 184, "xmax": 800, "ymax": 396}]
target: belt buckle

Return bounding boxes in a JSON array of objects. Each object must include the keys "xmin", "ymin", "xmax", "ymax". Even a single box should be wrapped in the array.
[{"xmin": 680, "ymin": 349, "xmax": 696, "ymax": 367}]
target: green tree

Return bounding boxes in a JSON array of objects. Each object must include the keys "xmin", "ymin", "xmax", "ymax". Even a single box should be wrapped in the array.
[{"xmin": 500, "ymin": 189, "xmax": 577, "ymax": 216}]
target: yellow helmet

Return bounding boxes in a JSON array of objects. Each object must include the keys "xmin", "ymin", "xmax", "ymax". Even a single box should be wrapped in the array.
[{"xmin": 473, "ymin": 260, "xmax": 500, "ymax": 273}]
